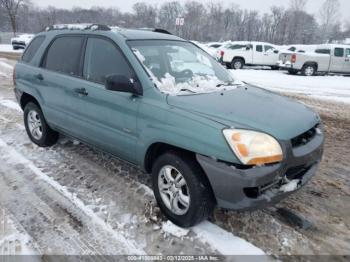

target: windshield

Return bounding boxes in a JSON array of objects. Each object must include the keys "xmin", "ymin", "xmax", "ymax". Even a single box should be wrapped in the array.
[{"xmin": 128, "ymin": 40, "xmax": 240, "ymax": 95}]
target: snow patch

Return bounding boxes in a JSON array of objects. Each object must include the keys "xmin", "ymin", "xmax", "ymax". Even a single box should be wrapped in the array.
[
  {"xmin": 280, "ymin": 180, "xmax": 300, "ymax": 193},
  {"xmin": 162, "ymin": 221, "xmax": 189, "ymax": 238},
  {"xmin": 0, "ymin": 139, "xmax": 146, "ymax": 255},
  {"xmin": 0, "ymin": 44, "xmax": 23, "ymax": 53},
  {"xmin": 192, "ymin": 221, "xmax": 266, "ymax": 255},
  {"xmin": 0, "ymin": 100, "xmax": 22, "ymax": 112}
]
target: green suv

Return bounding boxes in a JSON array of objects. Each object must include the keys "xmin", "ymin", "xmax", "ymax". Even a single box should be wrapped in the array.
[{"xmin": 14, "ymin": 24, "xmax": 324, "ymax": 227}]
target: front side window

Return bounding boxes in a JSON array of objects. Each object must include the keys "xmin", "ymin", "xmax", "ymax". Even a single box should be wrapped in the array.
[
  {"xmin": 256, "ymin": 45, "xmax": 263, "ymax": 52},
  {"xmin": 22, "ymin": 36, "xmax": 45, "ymax": 63},
  {"xmin": 264, "ymin": 45, "xmax": 274, "ymax": 52},
  {"xmin": 44, "ymin": 36, "xmax": 83, "ymax": 76},
  {"xmin": 83, "ymin": 37, "xmax": 134, "ymax": 84},
  {"xmin": 334, "ymin": 48, "xmax": 344, "ymax": 57},
  {"xmin": 129, "ymin": 40, "xmax": 238, "ymax": 96}
]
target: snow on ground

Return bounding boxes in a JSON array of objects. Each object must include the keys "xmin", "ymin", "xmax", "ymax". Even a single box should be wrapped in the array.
[
  {"xmin": 0, "ymin": 208, "xmax": 39, "ymax": 256},
  {"xmin": 231, "ymin": 69, "xmax": 350, "ymax": 104},
  {"xmin": 0, "ymin": 44, "xmax": 22, "ymax": 53},
  {"xmin": 193, "ymin": 221, "xmax": 266, "ymax": 256},
  {"xmin": 0, "ymin": 58, "xmax": 14, "ymax": 77}
]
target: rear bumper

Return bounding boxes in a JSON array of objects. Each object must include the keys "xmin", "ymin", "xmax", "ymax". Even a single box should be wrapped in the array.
[{"xmin": 196, "ymin": 131, "xmax": 324, "ymax": 210}]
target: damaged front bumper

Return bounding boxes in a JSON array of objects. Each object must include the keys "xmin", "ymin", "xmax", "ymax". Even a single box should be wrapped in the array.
[{"xmin": 196, "ymin": 129, "xmax": 324, "ymax": 210}]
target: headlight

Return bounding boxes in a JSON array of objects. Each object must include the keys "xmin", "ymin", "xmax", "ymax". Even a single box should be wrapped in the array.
[{"xmin": 223, "ymin": 129, "xmax": 283, "ymax": 166}]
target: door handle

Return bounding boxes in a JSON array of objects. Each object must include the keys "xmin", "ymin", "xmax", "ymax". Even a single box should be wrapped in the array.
[
  {"xmin": 74, "ymin": 88, "xmax": 88, "ymax": 96},
  {"xmin": 35, "ymin": 74, "xmax": 44, "ymax": 81}
]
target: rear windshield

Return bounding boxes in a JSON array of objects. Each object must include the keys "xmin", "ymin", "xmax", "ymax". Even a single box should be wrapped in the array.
[{"xmin": 22, "ymin": 36, "xmax": 45, "ymax": 63}]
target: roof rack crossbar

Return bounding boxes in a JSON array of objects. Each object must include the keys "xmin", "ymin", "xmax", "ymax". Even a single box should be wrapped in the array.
[{"xmin": 44, "ymin": 23, "xmax": 111, "ymax": 32}]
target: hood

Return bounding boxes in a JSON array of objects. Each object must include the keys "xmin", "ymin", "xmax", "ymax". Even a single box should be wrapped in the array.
[{"xmin": 167, "ymin": 85, "xmax": 320, "ymax": 140}]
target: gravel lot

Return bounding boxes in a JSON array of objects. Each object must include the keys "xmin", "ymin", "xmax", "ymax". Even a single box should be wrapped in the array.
[{"xmin": 0, "ymin": 58, "xmax": 349, "ymax": 259}]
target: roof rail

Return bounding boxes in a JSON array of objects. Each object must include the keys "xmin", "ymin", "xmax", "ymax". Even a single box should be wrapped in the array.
[
  {"xmin": 137, "ymin": 28, "xmax": 172, "ymax": 35},
  {"xmin": 44, "ymin": 24, "xmax": 111, "ymax": 32}
]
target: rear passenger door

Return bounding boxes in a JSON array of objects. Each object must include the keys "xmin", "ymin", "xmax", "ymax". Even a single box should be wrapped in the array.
[
  {"xmin": 67, "ymin": 36, "xmax": 140, "ymax": 163},
  {"xmin": 40, "ymin": 35, "xmax": 85, "ymax": 130},
  {"xmin": 253, "ymin": 44, "xmax": 264, "ymax": 65},
  {"xmin": 330, "ymin": 47, "xmax": 345, "ymax": 72}
]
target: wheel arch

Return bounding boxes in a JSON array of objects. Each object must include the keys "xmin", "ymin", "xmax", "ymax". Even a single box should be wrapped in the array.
[
  {"xmin": 303, "ymin": 61, "xmax": 318, "ymax": 71},
  {"xmin": 232, "ymin": 56, "xmax": 246, "ymax": 64},
  {"xmin": 20, "ymin": 92, "xmax": 41, "ymax": 110}
]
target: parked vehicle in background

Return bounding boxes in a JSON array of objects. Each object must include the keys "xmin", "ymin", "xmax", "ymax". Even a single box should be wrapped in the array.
[
  {"xmin": 191, "ymin": 40, "xmax": 217, "ymax": 57},
  {"xmin": 217, "ymin": 41, "xmax": 280, "ymax": 70},
  {"xmin": 278, "ymin": 44, "xmax": 350, "ymax": 76},
  {"xmin": 281, "ymin": 45, "xmax": 318, "ymax": 53},
  {"xmin": 11, "ymin": 34, "xmax": 35, "ymax": 50}
]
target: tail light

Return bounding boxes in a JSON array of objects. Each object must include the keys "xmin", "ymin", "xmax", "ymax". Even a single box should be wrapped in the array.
[
  {"xmin": 220, "ymin": 50, "xmax": 224, "ymax": 57},
  {"xmin": 13, "ymin": 64, "xmax": 16, "ymax": 86},
  {"xmin": 291, "ymin": 54, "xmax": 297, "ymax": 63}
]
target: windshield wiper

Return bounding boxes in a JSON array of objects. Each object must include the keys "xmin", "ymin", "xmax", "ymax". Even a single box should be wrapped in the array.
[
  {"xmin": 180, "ymin": 88, "xmax": 197, "ymax": 93},
  {"xmin": 216, "ymin": 81, "xmax": 239, "ymax": 87}
]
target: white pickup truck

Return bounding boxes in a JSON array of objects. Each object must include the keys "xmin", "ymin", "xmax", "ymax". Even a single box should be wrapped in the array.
[
  {"xmin": 217, "ymin": 41, "xmax": 280, "ymax": 69},
  {"xmin": 278, "ymin": 44, "xmax": 350, "ymax": 76}
]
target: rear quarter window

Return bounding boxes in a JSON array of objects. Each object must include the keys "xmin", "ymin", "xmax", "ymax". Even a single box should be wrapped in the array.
[
  {"xmin": 43, "ymin": 36, "xmax": 84, "ymax": 76},
  {"xmin": 22, "ymin": 36, "xmax": 45, "ymax": 63},
  {"xmin": 315, "ymin": 49, "xmax": 331, "ymax": 54}
]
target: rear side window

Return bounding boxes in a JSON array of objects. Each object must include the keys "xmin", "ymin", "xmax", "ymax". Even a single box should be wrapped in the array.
[
  {"xmin": 229, "ymin": 44, "xmax": 247, "ymax": 50},
  {"xmin": 334, "ymin": 48, "xmax": 344, "ymax": 57},
  {"xmin": 44, "ymin": 36, "xmax": 84, "ymax": 76},
  {"xmin": 22, "ymin": 36, "xmax": 45, "ymax": 63},
  {"xmin": 346, "ymin": 49, "xmax": 350, "ymax": 57},
  {"xmin": 83, "ymin": 37, "xmax": 134, "ymax": 84},
  {"xmin": 256, "ymin": 45, "xmax": 263, "ymax": 52},
  {"xmin": 315, "ymin": 49, "xmax": 331, "ymax": 54}
]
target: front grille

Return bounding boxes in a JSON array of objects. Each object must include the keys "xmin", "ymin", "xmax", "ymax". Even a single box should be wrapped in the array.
[
  {"xmin": 286, "ymin": 165, "xmax": 311, "ymax": 180},
  {"xmin": 291, "ymin": 125, "xmax": 318, "ymax": 148}
]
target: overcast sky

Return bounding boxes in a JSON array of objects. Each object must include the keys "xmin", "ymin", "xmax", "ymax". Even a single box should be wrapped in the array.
[{"xmin": 31, "ymin": 0, "xmax": 350, "ymax": 22}]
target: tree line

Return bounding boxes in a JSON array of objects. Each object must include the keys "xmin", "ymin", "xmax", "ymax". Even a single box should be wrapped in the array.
[{"xmin": 0, "ymin": 0, "xmax": 349, "ymax": 45}]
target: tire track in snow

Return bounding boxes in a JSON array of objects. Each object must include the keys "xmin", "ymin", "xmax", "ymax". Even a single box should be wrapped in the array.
[{"xmin": 0, "ymin": 137, "xmax": 146, "ymax": 255}]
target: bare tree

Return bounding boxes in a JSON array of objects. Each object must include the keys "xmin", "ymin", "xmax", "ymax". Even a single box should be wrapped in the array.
[
  {"xmin": 319, "ymin": 0, "xmax": 340, "ymax": 42},
  {"xmin": 0, "ymin": 0, "xmax": 27, "ymax": 35},
  {"xmin": 289, "ymin": 0, "xmax": 308, "ymax": 11}
]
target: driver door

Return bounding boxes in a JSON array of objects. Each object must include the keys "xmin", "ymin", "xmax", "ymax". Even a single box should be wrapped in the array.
[
  {"xmin": 264, "ymin": 45, "xmax": 278, "ymax": 66},
  {"xmin": 67, "ymin": 36, "xmax": 140, "ymax": 163}
]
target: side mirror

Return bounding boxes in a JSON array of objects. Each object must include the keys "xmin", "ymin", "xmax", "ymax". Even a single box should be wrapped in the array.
[
  {"xmin": 274, "ymin": 50, "xmax": 279, "ymax": 54},
  {"xmin": 105, "ymin": 74, "xmax": 142, "ymax": 96}
]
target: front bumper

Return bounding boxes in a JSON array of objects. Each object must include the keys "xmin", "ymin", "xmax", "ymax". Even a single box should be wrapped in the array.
[{"xmin": 196, "ymin": 131, "xmax": 324, "ymax": 210}]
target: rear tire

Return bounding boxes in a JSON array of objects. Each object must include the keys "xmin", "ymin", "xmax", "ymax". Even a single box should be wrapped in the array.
[
  {"xmin": 301, "ymin": 64, "xmax": 316, "ymax": 76},
  {"xmin": 288, "ymin": 69, "xmax": 298, "ymax": 75},
  {"xmin": 24, "ymin": 102, "xmax": 59, "ymax": 147},
  {"xmin": 152, "ymin": 151, "xmax": 215, "ymax": 228},
  {"xmin": 231, "ymin": 58, "xmax": 244, "ymax": 70}
]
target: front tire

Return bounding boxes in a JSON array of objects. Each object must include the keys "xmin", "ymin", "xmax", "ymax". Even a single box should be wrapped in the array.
[
  {"xmin": 24, "ymin": 102, "xmax": 59, "ymax": 147},
  {"xmin": 152, "ymin": 151, "xmax": 215, "ymax": 227},
  {"xmin": 231, "ymin": 58, "xmax": 244, "ymax": 70}
]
